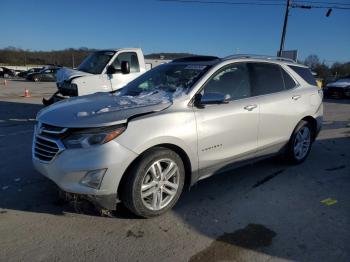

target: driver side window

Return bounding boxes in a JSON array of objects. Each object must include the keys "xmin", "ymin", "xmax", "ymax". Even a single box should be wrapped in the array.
[
  {"xmin": 203, "ymin": 63, "xmax": 251, "ymax": 101},
  {"xmin": 112, "ymin": 52, "xmax": 140, "ymax": 73}
]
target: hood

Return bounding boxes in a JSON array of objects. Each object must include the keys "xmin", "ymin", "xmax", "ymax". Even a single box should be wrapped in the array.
[
  {"xmin": 37, "ymin": 90, "xmax": 174, "ymax": 128},
  {"xmin": 56, "ymin": 67, "xmax": 92, "ymax": 83}
]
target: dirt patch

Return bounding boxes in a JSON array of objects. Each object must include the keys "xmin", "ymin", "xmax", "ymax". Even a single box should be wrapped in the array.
[
  {"xmin": 252, "ymin": 170, "xmax": 284, "ymax": 188},
  {"xmin": 189, "ymin": 224, "xmax": 276, "ymax": 262}
]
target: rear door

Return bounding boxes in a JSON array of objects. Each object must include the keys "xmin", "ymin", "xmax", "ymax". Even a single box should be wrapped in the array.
[
  {"xmin": 194, "ymin": 63, "xmax": 259, "ymax": 177},
  {"xmin": 109, "ymin": 52, "xmax": 144, "ymax": 90},
  {"xmin": 248, "ymin": 62, "xmax": 302, "ymax": 156}
]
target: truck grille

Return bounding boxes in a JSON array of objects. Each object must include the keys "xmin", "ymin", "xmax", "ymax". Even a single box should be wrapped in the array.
[
  {"xmin": 34, "ymin": 136, "xmax": 60, "ymax": 162},
  {"xmin": 33, "ymin": 123, "xmax": 66, "ymax": 163}
]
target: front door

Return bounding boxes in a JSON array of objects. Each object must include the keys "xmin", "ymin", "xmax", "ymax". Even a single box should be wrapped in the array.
[{"xmin": 194, "ymin": 63, "xmax": 259, "ymax": 178}]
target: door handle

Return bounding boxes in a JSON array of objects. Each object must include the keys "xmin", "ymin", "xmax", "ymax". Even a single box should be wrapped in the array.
[
  {"xmin": 292, "ymin": 95, "xmax": 301, "ymax": 100},
  {"xmin": 244, "ymin": 104, "xmax": 257, "ymax": 111}
]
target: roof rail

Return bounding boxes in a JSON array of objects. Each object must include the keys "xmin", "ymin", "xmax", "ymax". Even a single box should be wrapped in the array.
[
  {"xmin": 172, "ymin": 56, "xmax": 220, "ymax": 62},
  {"xmin": 224, "ymin": 54, "xmax": 297, "ymax": 63}
]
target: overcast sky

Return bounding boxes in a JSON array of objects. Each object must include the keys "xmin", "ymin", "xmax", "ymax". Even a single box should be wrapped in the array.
[{"xmin": 1, "ymin": 0, "xmax": 349, "ymax": 62}]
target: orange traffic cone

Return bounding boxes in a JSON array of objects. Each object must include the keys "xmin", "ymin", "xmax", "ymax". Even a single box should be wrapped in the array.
[{"xmin": 24, "ymin": 89, "xmax": 31, "ymax": 98}]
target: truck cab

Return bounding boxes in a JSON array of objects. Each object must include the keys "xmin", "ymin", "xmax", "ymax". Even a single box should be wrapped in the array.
[{"xmin": 55, "ymin": 48, "xmax": 146, "ymax": 98}]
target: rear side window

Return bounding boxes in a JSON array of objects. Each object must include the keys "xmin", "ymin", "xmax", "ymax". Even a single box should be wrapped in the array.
[
  {"xmin": 248, "ymin": 63, "xmax": 285, "ymax": 96},
  {"xmin": 288, "ymin": 65, "xmax": 316, "ymax": 85},
  {"xmin": 282, "ymin": 69, "xmax": 297, "ymax": 89}
]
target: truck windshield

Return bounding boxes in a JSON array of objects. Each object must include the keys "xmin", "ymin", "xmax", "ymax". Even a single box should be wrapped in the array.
[
  {"xmin": 121, "ymin": 63, "xmax": 210, "ymax": 96},
  {"xmin": 78, "ymin": 51, "xmax": 115, "ymax": 74}
]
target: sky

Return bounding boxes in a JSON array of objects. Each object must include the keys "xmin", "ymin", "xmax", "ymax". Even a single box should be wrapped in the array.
[{"xmin": 1, "ymin": 0, "xmax": 349, "ymax": 62}]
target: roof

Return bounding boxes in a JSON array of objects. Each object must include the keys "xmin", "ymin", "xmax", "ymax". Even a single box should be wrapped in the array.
[{"xmin": 170, "ymin": 54, "xmax": 306, "ymax": 67}]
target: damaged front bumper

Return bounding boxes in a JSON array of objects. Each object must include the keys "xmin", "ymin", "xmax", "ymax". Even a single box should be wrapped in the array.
[
  {"xmin": 32, "ymin": 139, "xmax": 139, "ymax": 211},
  {"xmin": 58, "ymin": 188, "xmax": 118, "ymax": 211},
  {"xmin": 43, "ymin": 82, "xmax": 78, "ymax": 106}
]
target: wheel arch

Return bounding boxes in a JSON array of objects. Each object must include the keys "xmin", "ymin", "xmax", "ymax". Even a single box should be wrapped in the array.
[
  {"xmin": 301, "ymin": 116, "xmax": 318, "ymax": 141},
  {"xmin": 117, "ymin": 143, "xmax": 194, "ymax": 200}
]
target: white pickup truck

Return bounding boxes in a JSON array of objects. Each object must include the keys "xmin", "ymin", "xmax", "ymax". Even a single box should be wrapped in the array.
[{"xmin": 43, "ymin": 48, "xmax": 169, "ymax": 105}]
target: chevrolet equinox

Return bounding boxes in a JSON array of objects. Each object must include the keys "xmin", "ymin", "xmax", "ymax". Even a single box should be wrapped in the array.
[{"xmin": 32, "ymin": 55, "xmax": 323, "ymax": 217}]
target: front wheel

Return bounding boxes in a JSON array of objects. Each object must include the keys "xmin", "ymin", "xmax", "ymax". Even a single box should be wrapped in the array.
[
  {"xmin": 121, "ymin": 147, "xmax": 185, "ymax": 218},
  {"xmin": 286, "ymin": 121, "xmax": 313, "ymax": 164}
]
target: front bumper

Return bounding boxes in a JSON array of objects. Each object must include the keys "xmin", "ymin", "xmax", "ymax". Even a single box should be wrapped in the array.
[{"xmin": 33, "ymin": 140, "xmax": 138, "ymax": 210}]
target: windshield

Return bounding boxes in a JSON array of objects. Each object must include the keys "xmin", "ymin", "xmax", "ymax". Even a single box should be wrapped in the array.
[
  {"xmin": 121, "ymin": 63, "xmax": 210, "ymax": 96},
  {"xmin": 77, "ymin": 51, "xmax": 115, "ymax": 74}
]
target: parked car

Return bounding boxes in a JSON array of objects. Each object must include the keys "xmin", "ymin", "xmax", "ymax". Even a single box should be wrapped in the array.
[
  {"xmin": 18, "ymin": 67, "xmax": 43, "ymax": 78},
  {"xmin": 324, "ymin": 78, "xmax": 350, "ymax": 98},
  {"xmin": 32, "ymin": 55, "xmax": 323, "ymax": 218},
  {"xmin": 43, "ymin": 48, "xmax": 170, "ymax": 106},
  {"xmin": 27, "ymin": 67, "xmax": 60, "ymax": 82},
  {"xmin": 0, "ymin": 67, "xmax": 16, "ymax": 78}
]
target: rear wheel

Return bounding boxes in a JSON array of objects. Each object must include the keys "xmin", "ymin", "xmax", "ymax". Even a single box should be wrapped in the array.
[
  {"xmin": 121, "ymin": 147, "xmax": 185, "ymax": 218},
  {"xmin": 34, "ymin": 76, "xmax": 40, "ymax": 82},
  {"xmin": 286, "ymin": 121, "xmax": 313, "ymax": 164}
]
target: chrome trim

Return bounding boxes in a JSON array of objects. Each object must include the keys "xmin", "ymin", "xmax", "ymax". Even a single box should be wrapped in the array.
[
  {"xmin": 32, "ymin": 133, "xmax": 65, "ymax": 163},
  {"xmin": 35, "ymin": 140, "xmax": 59, "ymax": 150}
]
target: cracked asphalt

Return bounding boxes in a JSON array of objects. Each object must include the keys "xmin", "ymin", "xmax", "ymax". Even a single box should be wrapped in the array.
[{"xmin": 0, "ymin": 79, "xmax": 349, "ymax": 262}]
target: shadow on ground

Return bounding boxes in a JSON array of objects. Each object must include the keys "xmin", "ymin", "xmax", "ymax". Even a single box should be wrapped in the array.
[{"xmin": 0, "ymin": 100, "xmax": 349, "ymax": 261}]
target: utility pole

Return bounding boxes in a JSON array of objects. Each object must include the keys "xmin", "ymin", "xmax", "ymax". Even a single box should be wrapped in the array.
[{"xmin": 278, "ymin": 0, "xmax": 291, "ymax": 57}]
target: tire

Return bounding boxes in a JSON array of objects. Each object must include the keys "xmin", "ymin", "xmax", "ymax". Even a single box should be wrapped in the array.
[
  {"xmin": 286, "ymin": 120, "xmax": 313, "ymax": 164},
  {"xmin": 34, "ymin": 76, "xmax": 40, "ymax": 82},
  {"xmin": 121, "ymin": 147, "xmax": 185, "ymax": 218}
]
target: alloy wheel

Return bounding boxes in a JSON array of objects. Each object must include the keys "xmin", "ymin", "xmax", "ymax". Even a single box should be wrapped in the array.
[
  {"xmin": 293, "ymin": 126, "xmax": 311, "ymax": 160},
  {"xmin": 141, "ymin": 159, "xmax": 180, "ymax": 211}
]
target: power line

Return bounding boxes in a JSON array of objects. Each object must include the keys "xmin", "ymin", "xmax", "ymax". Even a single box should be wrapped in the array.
[
  {"xmin": 294, "ymin": 1, "xmax": 350, "ymax": 6},
  {"xmin": 159, "ymin": 0, "xmax": 350, "ymax": 9},
  {"xmin": 158, "ymin": 0, "xmax": 285, "ymax": 7}
]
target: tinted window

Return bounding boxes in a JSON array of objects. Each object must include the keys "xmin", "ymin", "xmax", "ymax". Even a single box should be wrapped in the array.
[
  {"xmin": 282, "ymin": 69, "xmax": 297, "ymax": 89},
  {"xmin": 113, "ymin": 52, "xmax": 140, "ymax": 73},
  {"xmin": 249, "ymin": 63, "xmax": 284, "ymax": 96},
  {"xmin": 202, "ymin": 63, "xmax": 251, "ymax": 101},
  {"xmin": 289, "ymin": 65, "xmax": 316, "ymax": 85}
]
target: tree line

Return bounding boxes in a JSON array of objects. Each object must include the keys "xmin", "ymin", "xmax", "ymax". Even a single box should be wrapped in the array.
[
  {"xmin": 303, "ymin": 55, "xmax": 350, "ymax": 82},
  {"xmin": 0, "ymin": 47, "xmax": 94, "ymax": 68},
  {"xmin": 1, "ymin": 47, "xmax": 349, "ymax": 83},
  {"xmin": 0, "ymin": 47, "xmax": 194, "ymax": 68}
]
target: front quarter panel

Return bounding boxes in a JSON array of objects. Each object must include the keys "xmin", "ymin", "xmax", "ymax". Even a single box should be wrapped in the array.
[{"xmin": 116, "ymin": 109, "xmax": 199, "ymax": 174}]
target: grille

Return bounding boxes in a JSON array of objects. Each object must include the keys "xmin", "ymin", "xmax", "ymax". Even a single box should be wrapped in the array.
[
  {"xmin": 34, "ymin": 136, "xmax": 60, "ymax": 162},
  {"xmin": 33, "ymin": 123, "xmax": 66, "ymax": 162}
]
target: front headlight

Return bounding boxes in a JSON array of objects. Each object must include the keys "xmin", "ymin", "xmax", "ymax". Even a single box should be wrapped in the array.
[{"xmin": 63, "ymin": 126, "xmax": 126, "ymax": 149}]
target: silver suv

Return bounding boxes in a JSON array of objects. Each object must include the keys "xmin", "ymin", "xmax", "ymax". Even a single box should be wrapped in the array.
[{"xmin": 32, "ymin": 55, "xmax": 323, "ymax": 217}]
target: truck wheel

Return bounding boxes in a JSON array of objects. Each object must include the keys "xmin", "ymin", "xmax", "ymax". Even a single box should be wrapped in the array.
[
  {"xmin": 286, "ymin": 120, "xmax": 313, "ymax": 164},
  {"xmin": 121, "ymin": 147, "xmax": 185, "ymax": 218}
]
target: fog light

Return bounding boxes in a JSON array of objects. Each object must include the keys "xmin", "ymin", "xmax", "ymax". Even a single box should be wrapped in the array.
[{"xmin": 80, "ymin": 169, "xmax": 107, "ymax": 189}]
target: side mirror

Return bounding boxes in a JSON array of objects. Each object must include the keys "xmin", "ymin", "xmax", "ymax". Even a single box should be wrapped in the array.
[
  {"xmin": 121, "ymin": 61, "xmax": 130, "ymax": 74},
  {"xmin": 196, "ymin": 92, "xmax": 227, "ymax": 106},
  {"xmin": 106, "ymin": 65, "xmax": 117, "ymax": 75}
]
